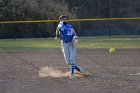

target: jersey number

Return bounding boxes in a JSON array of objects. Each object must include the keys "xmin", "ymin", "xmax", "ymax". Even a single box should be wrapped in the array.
[{"xmin": 67, "ymin": 30, "xmax": 72, "ymax": 36}]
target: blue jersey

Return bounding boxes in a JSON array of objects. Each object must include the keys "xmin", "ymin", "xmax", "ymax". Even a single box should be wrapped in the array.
[{"xmin": 58, "ymin": 24, "xmax": 74, "ymax": 43}]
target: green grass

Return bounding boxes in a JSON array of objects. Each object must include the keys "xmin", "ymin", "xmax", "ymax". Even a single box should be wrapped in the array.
[
  {"xmin": 0, "ymin": 36, "xmax": 140, "ymax": 52},
  {"xmin": 78, "ymin": 36, "xmax": 140, "ymax": 49},
  {"xmin": 0, "ymin": 38, "xmax": 61, "ymax": 52}
]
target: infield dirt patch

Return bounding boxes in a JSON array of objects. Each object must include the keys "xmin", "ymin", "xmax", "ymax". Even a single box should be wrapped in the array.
[{"xmin": 0, "ymin": 49, "xmax": 140, "ymax": 93}]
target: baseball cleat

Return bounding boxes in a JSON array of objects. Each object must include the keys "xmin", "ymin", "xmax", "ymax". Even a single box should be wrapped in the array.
[
  {"xmin": 70, "ymin": 74, "xmax": 74, "ymax": 78},
  {"xmin": 80, "ymin": 69, "xmax": 90, "ymax": 77}
]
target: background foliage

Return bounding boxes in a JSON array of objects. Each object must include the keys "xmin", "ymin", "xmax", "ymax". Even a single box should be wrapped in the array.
[{"xmin": 0, "ymin": 0, "xmax": 140, "ymax": 38}]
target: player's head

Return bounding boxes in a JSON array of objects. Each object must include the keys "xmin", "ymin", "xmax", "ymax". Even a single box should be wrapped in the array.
[
  {"xmin": 59, "ymin": 15, "xmax": 68, "ymax": 25},
  {"xmin": 59, "ymin": 15, "xmax": 68, "ymax": 21}
]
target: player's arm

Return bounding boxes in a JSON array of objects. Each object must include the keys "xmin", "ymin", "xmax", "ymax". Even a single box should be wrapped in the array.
[
  {"xmin": 71, "ymin": 29, "xmax": 78, "ymax": 47},
  {"xmin": 55, "ymin": 27, "xmax": 59, "ymax": 39},
  {"xmin": 72, "ymin": 29, "xmax": 78, "ymax": 39}
]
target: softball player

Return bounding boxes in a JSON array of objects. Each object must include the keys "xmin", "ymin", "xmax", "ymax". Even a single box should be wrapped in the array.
[{"xmin": 55, "ymin": 15, "xmax": 88, "ymax": 78}]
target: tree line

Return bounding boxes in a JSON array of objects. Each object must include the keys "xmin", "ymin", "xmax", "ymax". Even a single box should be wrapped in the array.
[{"xmin": 0, "ymin": 0, "xmax": 140, "ymax": 38}]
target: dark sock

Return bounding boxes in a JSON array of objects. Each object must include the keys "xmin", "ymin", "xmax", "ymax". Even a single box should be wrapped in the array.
[
  {"xmin": 75, "ymin": 65, "xmax": 81, "ymax": 72},
  {"xmin": 70, "ymin": 65, "xmax": 75, "ymax": 75}
]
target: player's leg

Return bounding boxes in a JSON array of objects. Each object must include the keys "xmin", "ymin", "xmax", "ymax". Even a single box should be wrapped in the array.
[
  {"xmin": 69, "ymin": 44, "xmax": 80, "ymax": 77},
  {"xmin": 70, "ymin": 65, "xmax": 75, "ymax": 78},
  {"xmin": 61, "ymin": 42, "xmax": 75, "ymax": 78},
  {"xmin": 70, "ymin": 44, "xmax": 89, "ymax": 77},
  {"xmin": 61, "ymin": 41, "xmax": 70, "ymax": 65},
  {"xmin": 69, "ymin": 44, "xmax": 76, "ymax": 65},
  {"xmin": 69, "ymin": 44, "xmax": 81, "ymax": 71}
]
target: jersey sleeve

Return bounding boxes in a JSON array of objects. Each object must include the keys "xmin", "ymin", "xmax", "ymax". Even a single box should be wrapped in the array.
[
  {"xmin": 69, "ymin": 25, "xmax": 73, "ymax": 29},
  {"xmin": 56, "ymin": 23, "xmax": 63, "ymax": 34},
  {"xmin": 68, "ymin": 25, "xmax": 76, "ymax": 36}
]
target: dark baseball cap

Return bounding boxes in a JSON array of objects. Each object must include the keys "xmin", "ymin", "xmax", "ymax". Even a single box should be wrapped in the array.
[{"xmin": 59, "ymin": 15, "xmax": 68, "ymax": 20}]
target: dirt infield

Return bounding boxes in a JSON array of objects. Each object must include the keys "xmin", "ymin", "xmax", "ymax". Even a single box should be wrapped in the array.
[{"xmin": 0, "ymin": 49, "xmax": 140, "ymax": 93}]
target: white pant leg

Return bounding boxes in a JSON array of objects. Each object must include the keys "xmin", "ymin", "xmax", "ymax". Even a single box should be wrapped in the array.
[
  {"xmin": 70, "ymin": 43, "xmax": 76, "ymax": 65},
  {"xmin": 61, "ymin": 41, "xmax": 70, "ymax": 65},
  {"xmin": 61, "ymin": 41, "xmax": 76, "ymax": 65}
]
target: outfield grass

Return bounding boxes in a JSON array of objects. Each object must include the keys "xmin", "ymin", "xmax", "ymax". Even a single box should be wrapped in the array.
[
  {"xmin": 0, "ymin": 36, "xmax": 140, "ymax": 52},
  {"xmin": 78, "ymin": 36, "xmax": 140, "ymax": 49}
]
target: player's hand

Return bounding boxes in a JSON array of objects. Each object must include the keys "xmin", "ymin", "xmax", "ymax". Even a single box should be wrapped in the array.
[
  {"xmin": 72, "ymin": 38, "xmax": 78, "ymax": 47},
  {"xmin": 55, "ymin": 37, "xmax": 57, "ymax": 40}
]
